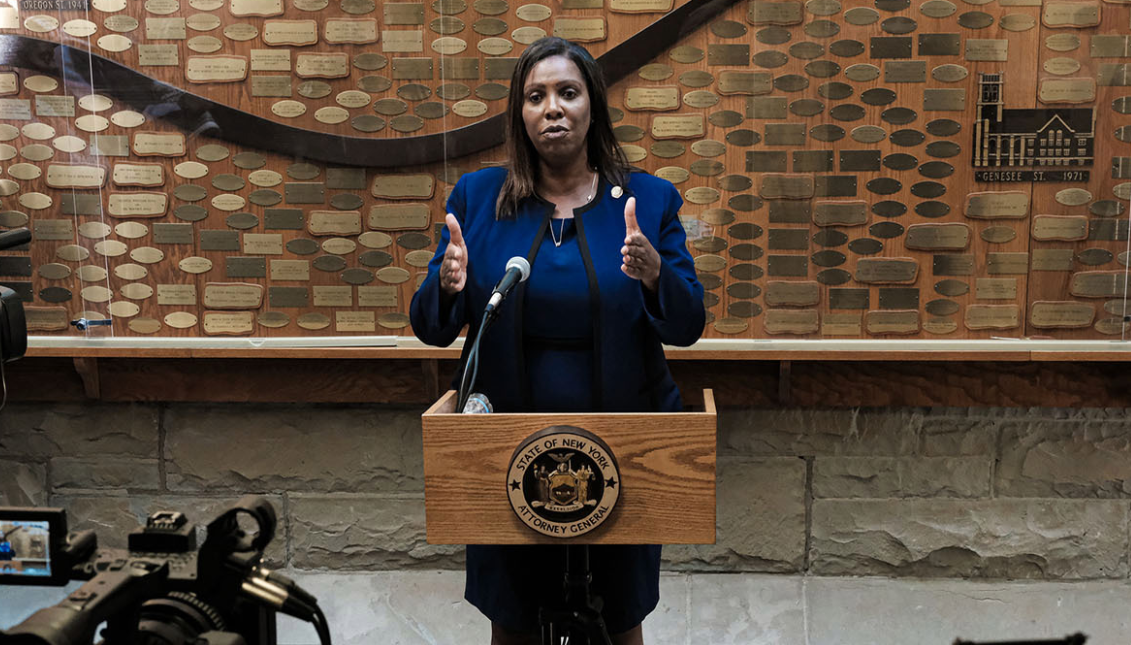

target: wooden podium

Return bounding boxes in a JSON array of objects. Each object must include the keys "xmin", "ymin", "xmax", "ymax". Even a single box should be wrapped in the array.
[{"xmin": 421, "ymin": 390, "xmax": 716, "ymax": 545}]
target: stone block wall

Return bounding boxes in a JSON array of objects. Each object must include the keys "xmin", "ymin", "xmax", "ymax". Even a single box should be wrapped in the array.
[{"xmin": 3, "ymin": 402, "xmax": 1130, "ymax": 642}]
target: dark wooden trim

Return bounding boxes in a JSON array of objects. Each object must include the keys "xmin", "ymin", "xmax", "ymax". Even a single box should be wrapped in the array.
[{"xmin": 7, "ymin": 357, "xmax": 1131, "ymax": 408}]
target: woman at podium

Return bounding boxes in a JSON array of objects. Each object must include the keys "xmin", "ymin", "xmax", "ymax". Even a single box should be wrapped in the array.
[{"xmin": 410, "ymin": 37, "xmax": 705, "ymax": 645}]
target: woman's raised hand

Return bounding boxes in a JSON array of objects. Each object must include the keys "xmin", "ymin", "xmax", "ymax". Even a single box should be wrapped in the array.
[
  {"xmin": 440, "ymin": 213, "xmax": 468, "ymax": 295},
  {"xmin": 620, "ymin": 196, "xmax": 661, "ymax": 292}
]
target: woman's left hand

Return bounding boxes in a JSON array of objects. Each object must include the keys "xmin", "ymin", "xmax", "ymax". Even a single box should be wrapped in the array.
[{"xmin": 621, "ymin": 196, "xmax": 660, "ymax": 292}]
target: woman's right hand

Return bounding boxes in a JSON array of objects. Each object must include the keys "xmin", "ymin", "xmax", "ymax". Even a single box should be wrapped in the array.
[{"xmin": 440, "ymin": 213, "xmax": 468, "ymax": 295}]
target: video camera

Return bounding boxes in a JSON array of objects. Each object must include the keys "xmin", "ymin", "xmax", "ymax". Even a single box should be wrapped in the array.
[{"xmin": 0, "ymin": 496, "xmax": 330, "ymax": 645}]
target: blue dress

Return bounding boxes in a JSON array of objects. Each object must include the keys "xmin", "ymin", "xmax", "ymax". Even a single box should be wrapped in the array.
[{"xmin": 409, "ymin": 167, "xmax": 705, "ymax": 633}]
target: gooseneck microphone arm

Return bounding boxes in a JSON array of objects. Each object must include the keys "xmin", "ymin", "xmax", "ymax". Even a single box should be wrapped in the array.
[{"xmin": 457, "ymin": 257, "xmax": 531, "ymax": 411}]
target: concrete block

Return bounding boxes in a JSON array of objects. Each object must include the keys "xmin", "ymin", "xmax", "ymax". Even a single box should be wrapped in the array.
[
  {"xmin": 813, "ymin": 457, "xmax": 992, "ymax": 498},
  {"xmin": 665, "ymin": 457, "xmax": 806, "ymax": 572},
  {"xmin": 50, "ymin": 457, "xmax": 161, "ymax": 491},
  {"xmin": 998, "ymin": 420, "xmax": 1131, "ymax": 498},
  {"xmin": 811, "ymin": 499, "xmax": 1129, "ymax": 579},
  {"xmin": 164, "ymin": 405, "xmax": 425, "ymax": 493},
  {"xmin": 0, "ymin": 403, "xmax": 158, "ymax": 458},
  {"xmin": 719, "ymin": 408, "xmax": 918, "ymax": 457},
  {"xmin": 0, "ymin": 459, "xmax": 47, "ymax": 506},
  {"xmin": 289, "ymin": 494, "xmax": 462, "ymax": 570}
]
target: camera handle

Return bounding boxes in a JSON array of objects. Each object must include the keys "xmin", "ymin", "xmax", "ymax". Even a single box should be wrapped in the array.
[{"xmin": 1, "ymin": 560, "xmax": 170, "ymax": 645}]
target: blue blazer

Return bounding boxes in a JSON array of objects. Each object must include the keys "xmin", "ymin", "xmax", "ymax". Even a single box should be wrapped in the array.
[{"xmin": 409, "ymin": 167, "xmax": 705, "ymax": 412}]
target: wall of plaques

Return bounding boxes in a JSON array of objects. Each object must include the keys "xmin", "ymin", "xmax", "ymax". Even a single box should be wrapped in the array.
[{"xmin": 0, "ymin": 0, "xmax": 1129, "ymax": 342}]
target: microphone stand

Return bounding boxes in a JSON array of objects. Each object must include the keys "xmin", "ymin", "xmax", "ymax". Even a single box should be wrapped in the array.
[
  {"xmin": 456, "ymin": 302, "xmax": 501, "ymax": 412},
  {"xmin": 539, "ymin": 545, "xmax": 613, "ymax": 645}
]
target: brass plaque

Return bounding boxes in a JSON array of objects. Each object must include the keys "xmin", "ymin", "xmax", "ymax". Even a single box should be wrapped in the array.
[
  {"xmin": 201, "ymin": 230, "xmax": 241, "ymax": 252},
  {"xmin": 372, "ymin": 174, "xmax": 435, "ymax": 199},
  {"xmin": 33, "ymin": 220, "xmax": 74, "ymax": 241},
  {"xmin": 484, "ymin": 58, "xmax": 518, "ymax": 80},
  {"xmin": 203, "ymin": 283, "xmax": 264, "ymax": 310},
  {"xmin": 980, "ymin": 226, "xmax": 1016, "ymax": 244},
  {"xmin": 243, "ymin": 233, "xmax": 284, "ymax": 254},
  {"xmin": 1091, "ymin": 35, "xmax": 1131, "ymax": 58},
  {"xmin": 856, "ymin": 258, "xmax": 918, "ymax": 283},
  {"xmin": 227, "ymin": 213, "xmax": 259, "ymax": 229},
  {"xmin": 153, "ymin": 222, "xmax": 194, "ymax": 244},
  {"xmin": 976, "ymin": 278, "xmax": 1018, "ymax": 300},
  {"xmin": 1031, "ymin": 249, "xmax": 1075, "ymax": 271},
  {"xmin": 845, "ymin": 6, "xmax": 879, "ymax": 23},
  {"xmin": 336, "ymin": 311, "xmax": 376, "ymax": 332},
  {"xmin": 906, "ymin": 223, "xmax": 969, "ymax": 250},
  {"xmin": 1043, "ymin": 2, "xmax": 1100, "ymax": 27},
  {"xmin": 1033, "ymin": 216, "xmax": 1088, "ymax": 241},
  {"xmin": 879, "ymin": 287, "xmax": 920, "ymax": 310},
  {"xmin": 1047, "ymin": 33, "xmax": 1081, "ymax": 52},
  {"xmin": 230, "ymin": 0, "xmax": 284, "ymax": 16},
  {"xmin": 296, "ymin": 53, "xmax": 350, "ymax": 78},
  {"xmin": 1044, "ymin": 58, "xmax": 1081, "ymax": 76},
  {"xmin": 552, "ymin": 17, "xmax": 606, "ymax": 41},
  {"xmin": 186, "ymin": 55, "xmax": 248, "ymax": 83},
  {"xmin": 719, "ymin": 71, "xmax": 773, "ymax": 96},
  {"xmin": 1071, "ymin": 271, "xmax": 1128, "ymax": 298},
  {"xmin": 113, "ymin": 163, "xmax": 164, "ymax": 187},
  {"xmin": 212, "ymin": 194, "xmax": 247, "ymax": 211},
  {"xmin": 865, "ymin": 310, "xmax": 919, "ymax": 335},
  {"xmin": 175, "ymin": 256, "xmax": 212, "ymax": 275},
  {"xmin": 341, "ymin": 0, "xmax": 376, "ymax": 13},
  {"xmin": 748, "ymin": 1, "xmax": 802, "ymax": 24},
  {"xmin": 325, "ymin": 18, "xmax": 379, "ymax": 44},
  {"xmin": 1039, "ymin": 78, "xmax": 1095, "ymax": 103},
  {"xmin": 624, "ymin": 87, "xmax": 679, "ymax": 111},
  {"xmin": 225, "ymin": 257, "xmax": 267, "ymax": 279},
  {"xmin": 369, "ymin": 203, "xmax": 430, "ymax": 230},
  {"xmin": 964, "ymin": 305, "xmax": 1019, "ymax": 330},
  {"xmin": 270, "ymin": 260, "xmax": 310, "ymax": 281},
  {"xmin": 285, "ymin": 182, "xmax": 326, "ymax": 204},
  {"xmin": 133, "ymin": 131, "xmax": 185, "ymax": 157},
  {"xmin": 385, "ymin": 2, "xmax": 424, "ymax": 24},
  {"xmin": 45, "ymin": 164, "xmax": 107, "ymax": 189},
  {"xmin": 965, "ymin": 39, "xmax": 1008, "ymax": 61},
  {"xmin": 286, "ymin": 238, "xmax": 320, "ymax": 255},
  {"xmin": 708, "ymin": 44, "xmax": 750, "ymax": 66},
  {"xmin": 382, "ymin": 30, "xmax": 424, "ymax": 52},
  {"xmin": 357, "ymin": 286, "xmax": 397, "ymax": 307},
  {"xmin": 354, "ymin": 53, "xmax": 388, "ymax": 71},
  {"xmin": 390, "ymin": 115, "xmax": 424, "ymax": 132},
  {"xmin": 433, "ymin": 35, "xmax": 469, "ymax": 53},
  {"xmin": 202, "ymin": 311, "xmax": 255, "ymax": 336},
  {"xmin": 827, "ymin": 289, "xmax": 867, "ymax": 310},
  {"xmin": 323, "ymin": 238, "xmax": 357, "ymax": 255},
  {"xmin": 1030, "ymin": 301, "xmax": 1094, "ymax": 328},
  {"xmin": 965, "ymin": 192, "xmax": 1029, "ymax": 219},
  {"xmin": 174, "ymin": 184, "xmax": 208, "ymax": 201},
  {"xmin": 986, "ymin": 252, "xmax": 1029, "ymax": 275},
  {"xmin": 765, "ymin": 281, "xmax": 819, "ymax": 307},
  {"xmin": 108, "ymin": 192, "xmax": 168, "ymax": 218},
  {"xmin": 308, "ymin": 211, "xmax": 362, "ymax": 236},
  {"xmin": 610, "ymin": 0, "xmax": 671, "ymax": 10},
  {"xmin": 881, "ymin": 61, "xmax": 924, "ymax": 85},
  {"xmin": 651, "ymin": 115, "xmax": 704, "ymax": 139},
  {"xmin": 762, "ymin": 309, "xmax": 818, "ymax": 334},
  {"xmin": 821, "ymin": 312, "xmax": 861, "ymax": 335},
  {"xmin": 1055, "ymin": 188, "xmax": 1092, "ymax": 206},
  {"xmin": 342, "ymin": 268, "xmax": 375, "ymax": 285},
  {"xmin": 393, "ymin": 58, "xmax": 434, "ymax": 80},
  {"xmin": 297, "ymin": 312, "xmax": 330, "ymax": 330},
  {"xmin": 311, "ymin": 286, "xmax": 352, "ymax": 308}
]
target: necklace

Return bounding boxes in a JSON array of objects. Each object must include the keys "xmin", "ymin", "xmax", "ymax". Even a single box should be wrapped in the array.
[{"xmin": 550, "ymin": 171, "xmax": 598, "ymax": 248}]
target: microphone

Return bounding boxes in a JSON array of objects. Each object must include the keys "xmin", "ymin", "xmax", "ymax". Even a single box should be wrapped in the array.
[
  {"xmin": 462, "ymin": 392, "xmax": 493, "ymax": 414},
  {"xmin": 485, "ymin": 256, "xmax": 530, "ymax": 314}
]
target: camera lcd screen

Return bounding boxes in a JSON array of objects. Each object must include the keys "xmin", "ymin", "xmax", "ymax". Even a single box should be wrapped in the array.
[
  {"xmin": 0, "ymin": 519, "xmax": 52, "ymax": 578},
  {"xmin": 0, "ymin": 508, "xmax": 68, "ymax": 585}
]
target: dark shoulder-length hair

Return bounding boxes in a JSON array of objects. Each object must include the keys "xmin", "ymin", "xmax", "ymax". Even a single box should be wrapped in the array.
[{"xmin": 496, "ymin": 37, "xmax": 629, "ymax": 219}]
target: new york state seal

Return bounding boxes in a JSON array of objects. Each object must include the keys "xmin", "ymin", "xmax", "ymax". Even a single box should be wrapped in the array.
[{"xmin": 506, "ymin": 426, "xmax": 621, "ymax": 538}]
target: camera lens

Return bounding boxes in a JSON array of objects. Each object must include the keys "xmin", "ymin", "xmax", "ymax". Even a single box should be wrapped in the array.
[{"xmin": 136, "ymin": 593, "xmax": 227, "ymax": 645}]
